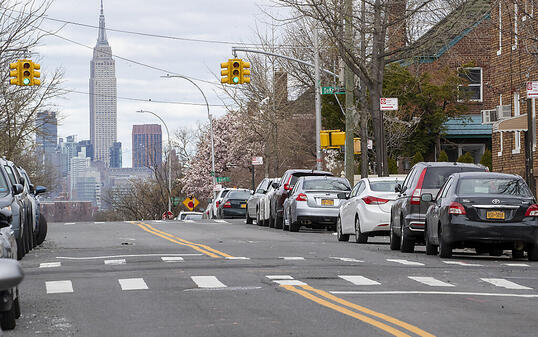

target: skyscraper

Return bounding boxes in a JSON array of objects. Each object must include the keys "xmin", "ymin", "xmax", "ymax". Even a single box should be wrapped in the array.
[
  {"xmin": 132, "ymin": 124, "xmax": 162, "ymax": 168},
  {"xmin": 109, "ymin": 141, "xmax": 122, "ymax": 168},
  {"xmin": 35, "ymin": 110, "xmax": 58, "ymax": 169},
  {"xmin": 89, "ymin": 0, "xmax": 117, "ymax": 167}
]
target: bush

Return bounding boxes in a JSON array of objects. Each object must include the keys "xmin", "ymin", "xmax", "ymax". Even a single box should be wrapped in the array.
[
  {"xmin": 411, "ymin": 152, "xmax": 424, "ymax": 166},
  {"xmin": 480, "ymin": 149, "xmax": 492, "ymax": 171},
  {"xmin": 457, "ymin": 152, "xmax": 474, "ymax": 163},
  {"xmin": 388, "ymin": 157, "xmax": 398, "ymax": 174},
  {"xmin": 437, "ymin": 150, "xmax": 449, "ymax": 162}
]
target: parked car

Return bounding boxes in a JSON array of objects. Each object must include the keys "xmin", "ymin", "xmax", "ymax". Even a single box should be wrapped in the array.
[
  {"xmin": 216, "ymin": 189, "xmax": 252, "ymax": 219},
  {"xmin": 282, "ymin": 176, "xmax": 351, "ymax": 232},
  {"xmin": 257, "ymin": 178, "xmax": 280, "ymax": 226},
  {"xmin": 17, "ymin": 168, "xmax": 47, "ymax": 246},
  {"xmin": 0, "ymin": 159, "xmax": 26, "ymax": 260},
  {"xmin": 209, "ymin": 188, "xmax": 235, "ymax": 219},
  {"xmin": 246, "ymin": 178, "xmax": 273, "ymax": 224},
  {"xmin": 337, "ymin": 177, "xmax": 402, "ymax": 243},
  {"xmin": 270, "ymin": 169, "xmax": 334, "ymax": 229},
  {"xmin": 423, "ymin": 172, "xmax": 538, "ymax": 261},
  {"xmin": 0, "ymin": 259, "xmax": 24, "ymax": 332},
  {"xmin": 176, "ymin": 211, "xmax": 203, "ymax": 220},
  {"xmin": 390, "ymin": 162, "xmax": 487, "ymax": 253}
]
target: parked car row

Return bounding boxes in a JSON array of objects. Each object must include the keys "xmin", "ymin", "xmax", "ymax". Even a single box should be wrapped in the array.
[
  {"xmin": 207, "ymin": 188, "xmax": 252, "ymax": 220},
  {"xmin": 0, "ymin": 157, "xmax": 48, "ymax": 330}
]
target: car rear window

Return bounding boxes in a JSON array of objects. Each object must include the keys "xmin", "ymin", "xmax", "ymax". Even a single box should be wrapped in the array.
[
  {"xmin": 422, "ymin": 166, "xmax": 483, "ymax": 189},
  {"xmin": 290, "ymin": 172, "xmax": 332, "ymax": 187},
  {"xmin": 303, "ymin": 179, "xmax": 350, "ymax": 191},
  {"xmin": 227, "ymin": 191, "xmax": 251, "ymax": 199},
  {"xmin": 370, "ymin": 180, "xmax": 400, "ymax": 192},
  {"xmin": 0, "ymin": 173, "xmax": 9, "ymax": 197},
  {"xmin": 184, "ymin": 214, "xmax": 203, "ymax": 220},
  {"xmin": 457, "ymin": 178, "xmax": 532, "ymax": 197}
]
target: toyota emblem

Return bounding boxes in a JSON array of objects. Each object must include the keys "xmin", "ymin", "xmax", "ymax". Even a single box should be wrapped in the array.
[{"xmin": 492, "ymin": 199, "xmax": 501, "ymax": 204}]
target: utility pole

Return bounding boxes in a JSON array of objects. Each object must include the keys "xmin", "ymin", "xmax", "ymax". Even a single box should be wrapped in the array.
[
  {"xmin": 344, "ymin": 0, "xmax": 354, "ymax": 183},
  {"xmin": 314, "ymin": 27, "xmax": 322, "ymax": 171},
  {"xmin": 360, "ymin": 0, "xmax": 369, "ymax": 178},
  {"xmin": 527, "ymin": 97, "xmax": 536, "ymax": 196}
]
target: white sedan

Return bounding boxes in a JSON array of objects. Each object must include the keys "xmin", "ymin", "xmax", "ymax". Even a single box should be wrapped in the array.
[
  {"xmin": 337, "ymin": 177, "xmax": 402, "ymax": 243},
  {"xmin": 257, "ymin": 178, "xmax": 280, "ymax": 226}
]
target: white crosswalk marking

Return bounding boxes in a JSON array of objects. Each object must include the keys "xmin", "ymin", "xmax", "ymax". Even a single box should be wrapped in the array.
[
  {"xmin": 504, "ymin": 263, "xmax": 530, "ymax": 267},
  {"xmin": 274, "ymin": 280, "xmax": 307, "ymax": 286},
  {"xmin": 104, "ymin": 259, "xmax": 126, "ymax": 265},
  {"xmin": 331, "ymin": 257, "xmax": 364, "ymax": 263},
  {"xmin": 184, "ymin": 220, "xmax": 195, "ymax": 223},
  {"xmin": 266, "ymin": 275, "xmax": 294, "ymax": 280},
  {"xmin": 481, "ymin": 278, "xmax": 532, "ymax": 290},
  {"xmin": 386, "ymin": 259, "xmax": 424, "ymax": 266},
  {"xmin": 443, "ymin": 261, "xmax": 482, "ymax": 267},
  {"xmin": 40, "ymin": 262, "xmax": 61, "ymax": 268},
  {"xmin": 119, "ymin": 278, "xmax": 148, "ymax": 290},
  {"xmin": 191, "ymin": 276, "xmax": 227, "ymax": 288},
  {"xmin": 409, "ymin": 276, "xmax": 455, "ymax": 287},
  {"xmin": 281, "ymin": 257, "xmax": 305, "ymax": 260},
  {"xmin": 214, "ymin": 220, "xmax": 228, "ymax": 223},
  {"xmin": 46, "ymin": 280, "xmax": 73, "ymax": 294},
  {"xmin": 94, "ymin": 222, "xmax": 105, "ymax": 224},
  {"xmin": 225, "ymin": 256, "xmax": 250, "ymax": 260},
  {"xmin": 339, "ymin": 275, "xmax": 380, "ymax": 286},
  {"xmin": 161, "ymin": 256, "xmax": 184, "ymax": 262},
  {"xmin": 64, "ymin": 222, "xmax": 75, "ymax": 225}
]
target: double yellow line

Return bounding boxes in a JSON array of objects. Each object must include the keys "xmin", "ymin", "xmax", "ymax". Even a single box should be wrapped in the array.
[
  {"xmin": 282, "ymin": 284, "xmax": 435, "ymax": 337},
  {"xmin": 135, "ymin": 222, "xmax": 232, "ymax": 258}
]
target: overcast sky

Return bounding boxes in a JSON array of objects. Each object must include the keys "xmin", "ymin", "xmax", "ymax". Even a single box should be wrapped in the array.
[{"xmin": 35, "ymin": 0, "xmax": 281, "ymax": 167}]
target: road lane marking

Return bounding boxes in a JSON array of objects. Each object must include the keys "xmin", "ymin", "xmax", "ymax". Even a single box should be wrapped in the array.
[
  {"xmin": 504, "ymin": 263, "xmax": 530, "ymax": 267},
  {"xmin": 481, "ymin": 278, "xmax": 532, "ymax": 290},
  {"xmin": 40, "ymin": 262, "xmax": 61, "ymax": 268},
  {"xmin": 386, "ymin": 259, "xmax": 424, "ymax": 266},
  {"xmin": 94, "ymin": 222, "xmax": 105, "ymax": 224},
  {"xmin": 56, "ymin": 253, "xmax": 201, "ymax": 260},
  {"xmin": 225, "ymin": 256, "xmax": 250, "ymax": 260},
  {"xmin": 161, "ymin": 257, "xmax": 184, "ymax": 262},
  {"xmin": 104, "ymin": 259, "xmax": 126, "ymax": 265},
  {"xmin": 214, "ymin": 220, "xmax": 229, "ymax": 223},
  {"xmin": 280, "ymin": 257, "xmax": 305, "ymax": 260},
  {"xmin": 119, "ymin": 278, "xmax": 148, "ymax": 290},
  {"xmin": 153, "ymin": 220, "xmax": 164, "ymax": 223},
  {"xmin": 266, "ymin": 275, "xmax": 294, "ymax": 280},
  {"xmin": 329, "ymin": 290, "xmax": 538, "ymax": 298},
  {"xmin": 184, "ymin": 220, "xmax": 195, "ymax": 223},
  {"xmin": 191, "ymin": 276, "xmax": 227, "ymax": 288},
  {"xmin": 339, "ymin": 275, "xmax": 380, "ymax": 286},
  {"xmin": 331, "ymin": 257, "xmax": 364, "ymax": 263},
  {"xmin": 46, "ymin": 281, "xmax": 73, "ymax": 294},
  {"xmin": 64, "ymin": 222, "xmax": 75, "ymax": 225},
  {"xmin": 442, "ymin": 261, "xmax": 482, "ymax": 267},
  {"xmin": 408, "ymin": 276, "xmax": 454, "ymax": 287},
  {"xmin": 275, "ymin": 280, "xmax": 307, "ymax": 286}
]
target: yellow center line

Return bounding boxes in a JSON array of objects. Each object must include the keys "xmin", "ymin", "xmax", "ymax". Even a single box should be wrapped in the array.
[
  {"xmin": 282, "ymin": 285, "xmax": 412, "ymax": 337},
  {"xmin": 301, "ymin": 285, "xmax": 435, "ymax": 337}
]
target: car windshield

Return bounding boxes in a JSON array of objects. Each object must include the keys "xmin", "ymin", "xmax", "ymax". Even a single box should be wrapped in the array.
[
  {"xmin": 422, "ymin": 166, "xmax": 483, "ymax": 189},
  {"xmin": 0, "ymin": 173, "xmax": 9, "ymax": 197},
  {"xmin": 370, "ymin": 180, "xmax": 400, "ymax": 192},
  {"xmin": 457, "ymin": 178, "xmax": 532, "ymax": 197},
  {"xmin": 227, "ymin": 191, "xmax": 251, "ymax": 199},
  {"xmin": 184, "ymin": 214, "xmax": 203, "ymax": 220},
  {"xmin": 303, "ymin": 179, "xmax": 350, "ymax": 191}
]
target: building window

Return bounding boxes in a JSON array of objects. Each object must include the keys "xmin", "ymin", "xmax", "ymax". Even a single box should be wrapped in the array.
[
  {"xmin": 497, "ymin": 2, "xmax": 502, "ymax": 55},
  {"xmin": 498, "ymin": 132, "xmax": 503, "ymax": 157},
  {"xmin": 459, "ymin": 67, "xmax": 483, "ymax": 101},
  {"xmin": 514, "ymin": 92, "xmax": 520, "ymax": 116},
  {"xmin": 513, "ymin": 131, "xmax": 521, "ymax": 154},
  {"xmin": 513, "ymin": 2, "xmax": 518, "ymax": 50}
]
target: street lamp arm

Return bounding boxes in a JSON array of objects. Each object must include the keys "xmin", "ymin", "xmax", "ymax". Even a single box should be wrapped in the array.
[{"xmin": 161, "ymin": 75, "xmax": 210, "ymax": 117}]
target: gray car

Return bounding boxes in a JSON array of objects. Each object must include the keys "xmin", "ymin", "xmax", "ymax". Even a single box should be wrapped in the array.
[
  {"xmin": 282, "ymin": 176, "xmax": 351, "ymax": 232},
  {"xmin": 246, "ymin": 178, "xmax": 272, "ymax": 224}
]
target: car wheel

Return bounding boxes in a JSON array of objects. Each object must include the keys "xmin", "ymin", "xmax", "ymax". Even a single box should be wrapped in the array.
[
  {"xmin": 354, "ymin": 217, "xmax": 368, "ymax": 244},
  {"xmin": 512, "ymin": 249, "xmax": 525, "ymax": 259},
  {"xmin": 289, "ymin": 213, "xmax": 299, "ymax": 232},
  {"xmin": 246, "ymin": 210, "xmax": 253, "ymax": 224},
  {"xmin": 389, "ymin": 219, "xmax": 401, "ymax": 251},
  {"xmin": 438, "ymin": 226, "xmax": 452, "ymax": 258},
  {"xmin": 424, "ymin": 223, "xmax": 438, "ymax": 255},
  {"xmin": 274, "ymin": 215, "xmax": 283, "ymax": 229},
  {"xmin": 268, "ymin": 214, "xmax": 274, "ymax": 228},
  {"xmin": 400, "ymin": 219, "xmax": 414, "ymax": 253},
  {"xmin": 36, "ymin": 214, "xmax": 47, "ymax": 246},
  {"xmin": 527, "ymin": 244, "xmax": 538, "ymax": 261},
  {"xmin": 13, "ymin": 295, "xmax": 20, "ymax": 319},
  {"xmin": 336, "ymin": 217, "xmax": 349, "ymax": 242},
  {"xmin": 256, "ymin": 209, "xmax": 263, "ymax": 226},
  {"xmin": 0, "ymin": 302, "xmax": 17, "ymax": 330},
  {"xmin": 282, "ymin": 210, "xmax": 289, "ymax": 231},
  {"xmin": 16, "ymin": 238, "xmax": 23, "ymax": 261}
]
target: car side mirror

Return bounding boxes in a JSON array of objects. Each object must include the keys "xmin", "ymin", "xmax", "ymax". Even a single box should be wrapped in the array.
[
  {"xmin": 35, "ymin": 186, "xmax": 47, "ymax": 195},
  {"xmin": 12, "ymin": 184, "xmax": 23, "ymax": 195},
  {"xmin": 0, "ymin": 259, "xmax": 24, "ymax": 291},
  {"xmin": 29, "ymin": 184, "xmax": 35, "ymax": 194},
  {"xmin": 394, "ymin": 184, "xmax": 402, "ymax": 193},
  {"xmin": 337, "ymin": 192, "xmax": 349, "ymax": 200},
  {"xmin": 421, "ymin": 193, "xmax": 433, "ymax": 202}
]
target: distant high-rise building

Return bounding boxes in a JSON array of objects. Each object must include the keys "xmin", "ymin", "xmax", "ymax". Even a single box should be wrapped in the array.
[
  {"xmin": 109, "ymin": 142, "xmax": 122, "ymax": 168},
  {"xmin": 69, "ymin": 148, "xmax": 101, "ymax": 208},
  {"xmin": 89, "ymin": 1, "xmax": 117, "ymax": 167},
  {"xmin": 132, "ymin": 124, "xmax": 162, "ymax": 168},
  {"xmin": 77, "ymin": 140, "xmax": 94, "ymax": 160},
  {"xmin": 36, "ymin": 110, "xmax": 58, "ymax": 169}
]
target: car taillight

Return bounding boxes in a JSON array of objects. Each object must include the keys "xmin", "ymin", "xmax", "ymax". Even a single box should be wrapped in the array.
[
  {"xmin": 448, "ymin": 202, "xmax": 466, "ymax": 215},
  {"xmin": 410, "ymin": 168, "xmax": 427, "ymax": 205},
  {"xmin": 362, "ymin": 196, "xmax": 389, "ymax": 204},
  {"xmin": 223, "ymin": 201, "xmax": 231, "ymax": 208},
  {"xmin": 296, "ymin": 193, "xmax": 307, "ymax": 201},
  {"xmin": 525, "ymin": 204, "xmax": 538, "ymax": 216},
  {"xmin": 216, "ymin": 201, "xmax": 220, "ymax": 208}
]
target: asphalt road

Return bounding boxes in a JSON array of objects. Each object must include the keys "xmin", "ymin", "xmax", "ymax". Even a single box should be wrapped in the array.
[{"xmin": 6, "ymin": 218, "xmax": 538, "ymax": 337}]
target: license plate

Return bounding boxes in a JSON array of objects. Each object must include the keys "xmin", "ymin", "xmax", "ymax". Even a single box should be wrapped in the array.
[
  {"xmin": 241, "ymin": 204, "xmax": 246, "ymax": 208},
  {"xmin": 486, "ymin": 210, "xmax": 505, "ymax": 219},
  {"xmin": 321, "ymin": 199, "xmax": 334, "ymax": 206}
]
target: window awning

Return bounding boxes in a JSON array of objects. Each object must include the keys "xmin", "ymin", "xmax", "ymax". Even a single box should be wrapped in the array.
[{"xmin": 493, "ymin": 115, "xmax": 528, "ymax": 132}]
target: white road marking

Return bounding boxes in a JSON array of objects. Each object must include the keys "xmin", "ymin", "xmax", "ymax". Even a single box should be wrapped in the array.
[
  {"xmin": 280, "ymin": 257, "xmax": 305, "ymax": 260},
  {"xmin": 408, "ymin": 276, "xmax": 454, "ymax": 287},
  {"xmin": 225, "ymin": 256, "xmax": 250, "ymax": 260},
  {"xmin": 153, "ymin": 220, "xmax": 164, "ymax": 223},
  {"xmin": 191, "ymin": 276, "xmax": 227, "ymax": 288},
  {"xmin": 329, "ymin": 290, "xmax": 538, "ymax": 298},
  {"xmin": 481, "ymin": 278, "xmax": 532, "ymax": 290},
  {"xmin": 46, "ymin": 280, "xmax": 73, "ymax": 294},
  {"xmin": 119, "ymin": 278, "xmax": 148, "ymax": 290},
  {"xmin": 56, "ymin": 253, "xmax": 202, "ymax": 260},
  {"xmin": 214, "ymin": 220, "xmax": 229, "ymax": 223},
  {"xmin": 339, "ymin": 275, "xmax": 380, "ymax": 286},
  {"xmin": 94, "ymin": 222, "xmax": 105, "ymax": 224},
  {"xmin": 386, "ymin": 259, "xmax": 424, "ymax": 266},
  {"xmin": 104, "ymin": 259, "xmax": 126, "ymax": 265},
  {"xmin": 40, "ymin": 262, "xmax": 61, "ymax": 268},
  {"xmin": 266, "ymin": 275, "xmax": 294, "ymax": 280},
  {"xmin": 184, "ymin": 220, "xmax": 195, "ymax": 223},
  {"xmin": 274, "ymin": 280, "xmax": 307, "ymax": 286},
  {"xmin": 64, "ymin": 222, "xmax": 75, "ymax": 225},
  {"xmin": 504, "ymin": 263, "xmax": 530, "ymax": 267},
  {"xmin": 331, "ymin": 257, "xmax": 364, "ymax": 263},
  {"xmin": 161, "ymin": 257, "xmax": 184, "ymax": 262},
  {"xmin": 442, "ymin": 261, "xmax": 482, "ymax": 267}
]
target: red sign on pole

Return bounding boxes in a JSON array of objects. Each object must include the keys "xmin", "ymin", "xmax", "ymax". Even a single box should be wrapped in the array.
[
  {"xmin": 527, "ymin": 81, "xmax": 538, "ymax": 98},
  {"xmin": 380, "ymin": 98, "xmax": 398, "ymax": 111}
]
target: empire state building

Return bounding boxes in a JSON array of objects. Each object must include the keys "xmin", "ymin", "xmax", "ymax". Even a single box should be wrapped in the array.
[{"xmin": 89, "ymin": 1, "xmax": 117, "ymax": 167}]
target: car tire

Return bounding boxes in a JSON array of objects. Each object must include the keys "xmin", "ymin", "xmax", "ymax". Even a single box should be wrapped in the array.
[
  {"xmin": 528, "ymin": 244, "xmax": 538, "ymax": 261},
  {"xmin": 336, "ymin": 217, "xmax": 349, "ymax": 242},
  {"xmin": 512, "ymin": 249, "xmax": 525, "ymax": 259},
  {"xmin": 246, "ymin": 211, "xmax": 253, "ymax": 225},
  {"xmin": 16, "ymin": 238, "xmax": 23, "ymax": 261},
  {"xmin": 36, "ymin": 214, "xmax": 47, "ymax": 246},
  {"xmin": 256, "ymin": 209, "xmax": 263, "ymax": 226},
  {"xmin": 354, "ymin": 217, "xmax": 368, "ymax": 244},
  {"xmin": 400, "ymin": 220, "xmax": 415, "ymax": 253},
  {"xmin": 29, "ymin": 217, "xmax": 34, "ymax": 250},
  {"xmin": 268, "ymin": 214, "xmax": 274, "ymax": 228},
  {"xmin": 389, "ymin": 221, "xmax": 401, "ymax": 251},
  {"xmin": 13, "ymin": 295, "xmax": 20, "ymax": 319},
  {"xmin": 282, "ymin": 210, "xmax": 289, "ymax": 231},
  {"xmin": 438, "ymin": 226, "xmax": 452, "ymax": 258},
  {"xmin": 289, "ymin": 213, "xmax": 299, "ymax": 232},
  {"xmin": 274, "ymin": 215, "xmax": 283, "ymax": 229},
  {"xmin": 0, "ymin": 302, "xmax": 16, "ymax": 330},
  {"xmin": 424, "ymin": 224, "xmax": 438, "ymax": 255}
]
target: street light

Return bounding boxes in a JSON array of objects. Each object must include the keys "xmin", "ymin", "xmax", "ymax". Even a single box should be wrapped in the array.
[{"xmin": 136, "ymin": 110, "xmax": 172, "ymax": 215}]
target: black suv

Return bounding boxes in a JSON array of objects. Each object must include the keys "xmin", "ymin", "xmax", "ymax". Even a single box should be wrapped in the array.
[
  {"xmin": 390, "ymin": 162, "xmax": 487, "ymax": 253},
  {"xmin": 269, "ymin": 169, "xmax": 333, "ymax": 229}
]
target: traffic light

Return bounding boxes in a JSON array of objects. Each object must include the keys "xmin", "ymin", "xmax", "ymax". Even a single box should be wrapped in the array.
[
  {"xmin": 8, "ymin": 60, "xmax": 40, "ymax": 86},
  {"xmin": 21, "ymin": 60, "xmax": 32, "ymax": 86},
  {"xmin": 220, "ymin": 60, "xmax": 231, "ymax": 84},
  {"xmin": 241, "ymin": 60, "xmax": 250, "ymax": 84},
  {"xmin": 31, "ymin": 62, "xmax": 41, "ymax": 86},
  {"xmin": 231, "ymin": 59, "xmax": 241, "ymax": 84},
  {"xmin": 9, "ymin": 61, "xmax": 21, "ymax": 85}
]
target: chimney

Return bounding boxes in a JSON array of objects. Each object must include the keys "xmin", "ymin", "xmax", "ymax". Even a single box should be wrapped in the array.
[{"xmin": 387, "ymin": 0, "xmax": 407, "ymax": 52}]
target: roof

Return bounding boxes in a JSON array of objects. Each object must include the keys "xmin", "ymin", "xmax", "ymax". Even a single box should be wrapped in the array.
[
  {"xmin": 400, "ymin": 0, "xmax": 491, "ymax": 64},
  {"xmin": 453, "ymin": 172, "xmax": 522, "ymax": 179},
  {"xmin": 443, "ymin": 115, "xmax": 492, "ymax": 138},
  {"xmin": 415, "ymin": 161, "xmax": 485, "ymax": 168}
]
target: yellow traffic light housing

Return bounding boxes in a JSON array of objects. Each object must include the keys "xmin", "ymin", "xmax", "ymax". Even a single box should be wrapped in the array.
[
  {"xmin": 353, "ymin": 138, "xmax": 361, "ymax": 154},
  {"xmin": 22, "ymin": 60, "xmax": 32, "ymax": 86},
  {"xmin": 9, "ymin": 59, "xmax": 40, "ymax": 86},
  {"xmin": 32, "ymin": 62, "xmax": 41, "ymax": 86},
  {"xmin": 320, "ymin": 130, "xmax": 346, "ymax": 149},
  {"xmin": 241, "ymin": 60, "xmax": 251, "ymax": 84},
  {"xmin": 9, "ymin": 61, "xmax": 21, "ymax": 85},
  {"xmin": 231, "ymin": 59, "xmax": 241, "ymax": 84},
  {"xmin": 220, "ymin": 61, "xmax": 231, "ymax": 84}
]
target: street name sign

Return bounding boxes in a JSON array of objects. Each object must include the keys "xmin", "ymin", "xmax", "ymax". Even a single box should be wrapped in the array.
[
  {"xmin": 527, "ymin": 81, "xmax": 538, "ymax": 98},
  {"xmin": 380, "ymin": 98, "xmax": 398, "ymax": 111},
  {"xmin": 216, "ymin": 176, "xmax": 231, "ymax": 183},
  {"xmin": 321, "ymin": 86, "xmax": 345, "ymax": 95}
]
